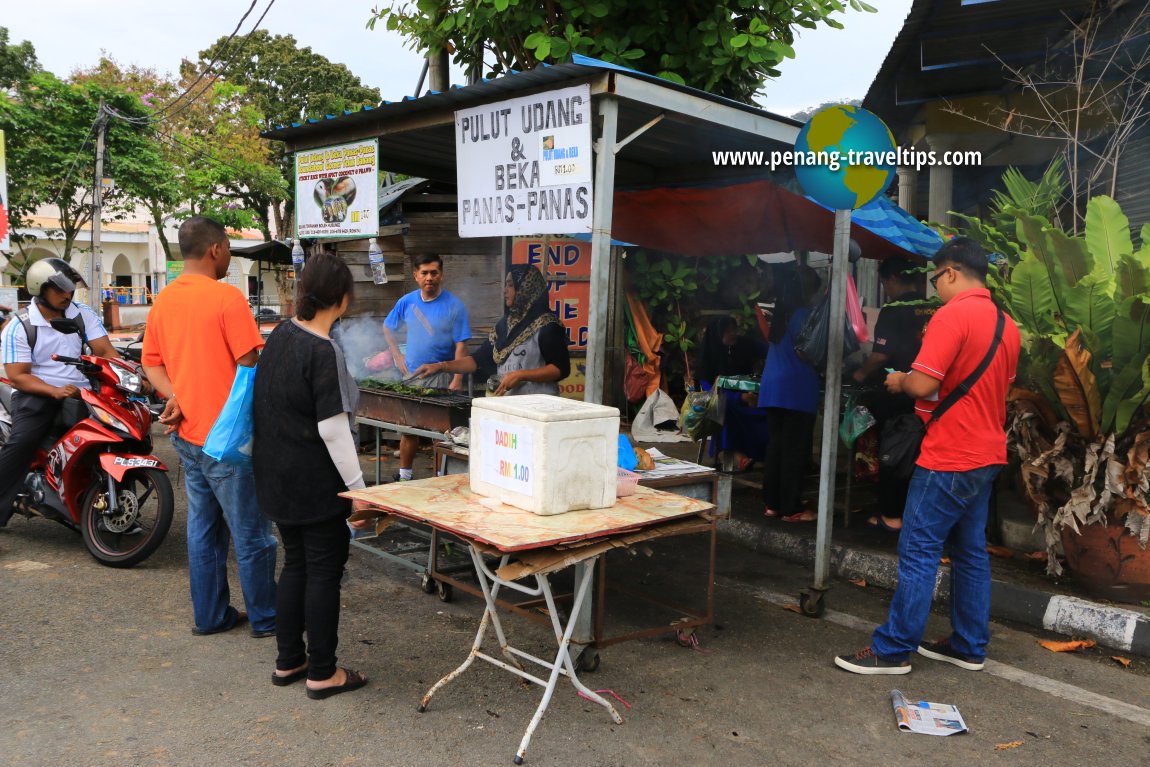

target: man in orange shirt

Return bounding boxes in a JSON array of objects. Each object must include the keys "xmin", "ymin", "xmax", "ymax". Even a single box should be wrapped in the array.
[{"xmin": 142, "ymin": 217, "xmax": 277, "ymax": 638}]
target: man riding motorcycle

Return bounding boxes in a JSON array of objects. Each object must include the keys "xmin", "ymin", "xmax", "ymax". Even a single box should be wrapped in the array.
[{"xmin": 0, "ymin": 258, "xmax": 141, "ymax": 527}]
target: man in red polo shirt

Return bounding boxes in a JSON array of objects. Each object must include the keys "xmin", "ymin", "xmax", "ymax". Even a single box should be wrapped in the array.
[{"xmin": 835, "ymin": 237, "xmax": 1021, "ymax": 675}]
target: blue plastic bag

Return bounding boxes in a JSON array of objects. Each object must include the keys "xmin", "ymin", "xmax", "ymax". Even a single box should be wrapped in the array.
[
  {"xmin": 617, "ymin": 434, "xmax": 638, "ymax": 470},
  {"xmin": 203, "ymin": 365, "xmax": 256, "ymax": 464}
]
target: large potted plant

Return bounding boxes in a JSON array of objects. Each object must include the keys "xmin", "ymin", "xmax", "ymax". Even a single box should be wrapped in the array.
[{"xmin": 957, "ymin": 182, "xmax": 1150, "ymax": 602}]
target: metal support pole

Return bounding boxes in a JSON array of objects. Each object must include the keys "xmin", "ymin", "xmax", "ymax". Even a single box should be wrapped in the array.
[
  {"xmin": 90, "ymin": 102, "xmax": 107, "ymax": 308},
  {"xmin": 585, "ymin": 96, "xmax": 619, "ymax": 404},
  {"xmin": 807, "ymin": 209, "xmax": 853, "ymax": 609}
]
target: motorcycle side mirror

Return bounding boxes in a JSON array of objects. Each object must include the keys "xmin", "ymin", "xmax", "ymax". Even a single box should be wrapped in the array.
[{"xmin": 49, "ymin": 317, "xmax": 82, "ymax": 335}]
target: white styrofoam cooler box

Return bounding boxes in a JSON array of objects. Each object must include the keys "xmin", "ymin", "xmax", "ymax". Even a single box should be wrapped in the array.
[{"xmin": 470, "ymin": 394, "xmax": 620, "ymax": 515}]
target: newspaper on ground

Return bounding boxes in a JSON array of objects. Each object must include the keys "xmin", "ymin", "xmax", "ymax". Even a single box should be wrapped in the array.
[
  {"xmin": 890, "ymin": 690, "xmax": 969, "ymax": 736},
  {"xmin": 636, "ymin": 449, "xmax": 715, "ymax": 479}
]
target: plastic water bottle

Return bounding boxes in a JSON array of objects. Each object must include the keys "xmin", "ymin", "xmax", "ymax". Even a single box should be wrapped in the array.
[
  {"xmin": 368, "ymin": 237, "xmax": 387, "ymax": 284},
  {"xmin": 291, "ymin": 241, "xmax": 305, "ymax": 273}
]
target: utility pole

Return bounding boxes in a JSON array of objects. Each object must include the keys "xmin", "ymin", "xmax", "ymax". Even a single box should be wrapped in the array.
[{"xmin": 90, "ymin": 101, "xmax": 107, "ymax": 308}]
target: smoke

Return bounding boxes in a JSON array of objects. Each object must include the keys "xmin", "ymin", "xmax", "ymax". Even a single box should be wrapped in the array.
[{"xmin": 334, "ymin": 316, "xmax": 392, "ymax": 381}]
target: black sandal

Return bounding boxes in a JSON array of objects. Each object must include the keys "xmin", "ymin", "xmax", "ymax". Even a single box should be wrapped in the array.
[
  {"xmin": 306, "ymin": 668, "xmax": 368, "ymax": 700},
  {"xmin": 272, "ymin": 666, "xmax": 308, "ymax": 687}
]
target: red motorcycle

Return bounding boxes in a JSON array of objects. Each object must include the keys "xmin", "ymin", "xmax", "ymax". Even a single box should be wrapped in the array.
[{"xmin": 0, "ymin": 343, "xmax": 174, "ymax": 567}]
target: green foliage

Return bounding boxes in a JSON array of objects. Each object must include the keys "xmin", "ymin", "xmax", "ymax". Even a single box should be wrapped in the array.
[
  {"xmin": 368, "ymin": 1, "xmax": 873, "ymax": 103},
  {"xmin": 0, "ymin": 27, "xmax": 39, "ymax": 90},
  {"xmin": 0, "ymin": 70, "xmax": 169, "ymax": 262},
  {"xmin": 985, "ymin": 193, "xmax": 1150, "ymax": 436},
  {"xmin": 195, "ymin": 30, "xmax": 381, "ymax": 237},
  {"xmin": 625, "ymin": 250, "xmax": 765, "ymax": 383}
]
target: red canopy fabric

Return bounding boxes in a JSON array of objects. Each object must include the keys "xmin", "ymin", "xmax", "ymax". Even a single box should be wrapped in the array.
[{"xmin": 611, "ymin": 179, "xmax": 919, "ymax": 261}]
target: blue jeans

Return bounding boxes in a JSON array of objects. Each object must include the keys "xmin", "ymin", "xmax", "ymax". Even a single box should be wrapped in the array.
[
  {"xmin": 172, "ymin": 434, "xmax": 277, "ymax": 634},
  {"xmin": 871, "ymin": 465, "xmax": 1000, "ymax": 662}
]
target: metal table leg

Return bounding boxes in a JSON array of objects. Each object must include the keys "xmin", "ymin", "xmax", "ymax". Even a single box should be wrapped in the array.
[{"xmin": 418, "ymin": 547, "xmax": 624, "ymax": 764}]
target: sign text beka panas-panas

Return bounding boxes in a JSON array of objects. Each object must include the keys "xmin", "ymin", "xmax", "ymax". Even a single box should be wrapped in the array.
[{"xmin": 456, "ymin": 85, "xmax": 593, "ymax": 237}]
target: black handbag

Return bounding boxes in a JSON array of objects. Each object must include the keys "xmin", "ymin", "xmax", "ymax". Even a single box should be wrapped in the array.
[
  {"xmin": 878, "ymin": 309, "xmax": 1005, "ymax": 479},
  {"xmin": 794, "ymin": 288, "xmax": 860, "ymax": 372}
]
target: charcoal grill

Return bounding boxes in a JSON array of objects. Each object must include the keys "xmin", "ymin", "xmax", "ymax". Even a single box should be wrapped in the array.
[{"xmin": 356, "ymin": 386, "xmax": 474, "ymax": 435}]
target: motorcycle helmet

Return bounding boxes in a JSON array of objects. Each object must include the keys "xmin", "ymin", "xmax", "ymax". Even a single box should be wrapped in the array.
[{"xmin": 26, "ymin": 257, "xmax": 86, "ymax": 296}]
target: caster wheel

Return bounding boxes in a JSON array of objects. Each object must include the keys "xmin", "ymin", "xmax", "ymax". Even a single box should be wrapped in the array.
[
  {"xmin": 420, "ymin": 574, "xmax": 436, "ymax": 594},
  {"xmin": 577, "ymin": 649, "xmax": 601, "ymax": 673},
  {"xmin": 436, "ymin": 580, "xmax": 454, "ymax": 602},
  {"xmin": 416, "ymin": 704, "xmax": 426, "ymax": 713},
  {"xmin": 513, "ymin": 757, "xmax": 524, "ymax": 765},
  {"xmin": 799, "ymin": 589, "xmax": 826, "ymax": 618}
]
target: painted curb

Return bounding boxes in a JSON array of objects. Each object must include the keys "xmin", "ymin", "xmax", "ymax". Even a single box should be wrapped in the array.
[{"xmin": 719, "ymin": 518, "xmax": 1150, "ymax": 657}]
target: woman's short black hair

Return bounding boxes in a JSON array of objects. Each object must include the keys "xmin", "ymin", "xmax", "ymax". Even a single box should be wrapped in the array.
[{"xmin": 295, "ymin": 252, "xmax": 354, "ymax": 321}]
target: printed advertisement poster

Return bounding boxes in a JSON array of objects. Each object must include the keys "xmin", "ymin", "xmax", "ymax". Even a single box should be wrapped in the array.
[
  {"xmin": 294, "ymin": 139, "xmax": 379, "ymax": 239},
  {"xmin": 456, "ymin": 84, "xmax": 592, "ymax": 237},
  {"xmin": 478, "ymin": 418, "xmax": 534, "ymax": 496},
  {"xmin": 0, "ymin": 130, "xmax": 10, "ymax": 250},
  {"xmin": 511, "ymin": 237, "xmax": 590, "ymax": 351}
]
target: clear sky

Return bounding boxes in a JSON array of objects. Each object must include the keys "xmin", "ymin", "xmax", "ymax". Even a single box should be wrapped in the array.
[{"xmin": 3, "ymin": 0, "xmax": 914, "ymax": 118}]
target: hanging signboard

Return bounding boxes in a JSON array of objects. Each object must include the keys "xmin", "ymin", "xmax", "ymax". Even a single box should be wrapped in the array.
[
  {"xmin": 456, "ymin": 84, "xmax": 593, "ymax": 238},
  {"xmin": 0, "ymin": 130, "xmax": 10, "ymax": 250},
  {"xmin": 294, "ymin": 139, "xmax": 379, "ymax": 239}
]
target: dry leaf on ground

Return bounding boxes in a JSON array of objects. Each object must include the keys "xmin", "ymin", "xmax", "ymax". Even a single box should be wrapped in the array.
[
  {"xmin": 782, "ymin": 604, "xmax": 802, "ymax": 614},
  {"xmin": 1111, "ymin": 656, "xmax": 1132, "ymax": 667},
  {"xmin": 848, "ymin": 578, "xmax": 867, "ymax": 587},
  {"xmin": 1026, "ymin": 550, "xmax": 1048, "ymax": 561},
  {"xmin": 994, "ymin": 741, "xmax": 1024, "ymax": 751},
  {"xmin": 1038, "ymin": 639, "xmax": 1096, "ymax": 653}
]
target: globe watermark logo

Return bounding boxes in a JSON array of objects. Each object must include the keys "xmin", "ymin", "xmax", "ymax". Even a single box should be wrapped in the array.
[
  {"xmin": 793, "ymin": 105, "xmax": 896, "ymax": 210},
  {"xmin": 710, "ymin": 105, "xmax": 982, "ymax": 210}
]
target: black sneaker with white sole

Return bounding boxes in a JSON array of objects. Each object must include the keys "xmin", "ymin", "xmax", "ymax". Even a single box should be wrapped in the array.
[
  {"xmin": 834, "ymin": 646, "xmax": 911, "ymax": 675},
  {"xmin": 917, "ymin": 638, "xmax": 985, "ymax": 671}
]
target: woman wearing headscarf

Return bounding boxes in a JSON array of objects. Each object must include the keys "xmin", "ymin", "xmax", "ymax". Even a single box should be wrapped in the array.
[{"xmin": 412, "ymin": 264, "xmax": 570, "ymax": 395}]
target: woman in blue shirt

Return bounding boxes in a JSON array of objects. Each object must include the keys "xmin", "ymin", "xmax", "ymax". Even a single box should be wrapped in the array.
[{"xmin": 759, "ymin": 265, "xmax": 822, "ymax": 521}]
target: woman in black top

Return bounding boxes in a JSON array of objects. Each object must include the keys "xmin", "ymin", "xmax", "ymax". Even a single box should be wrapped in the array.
[
  {"xmin": 414, "ymin": 264, "xmax": 570, "ymax": 395},
  {"xmin": 252, "ymin": 252, "xmax": 368, "ymax": 699},
  {"xmin": 694, "ymin": 315, "xmax": 768, "ymax": 470}
]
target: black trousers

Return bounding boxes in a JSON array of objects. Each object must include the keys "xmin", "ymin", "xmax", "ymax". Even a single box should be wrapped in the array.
[
  {"xmin": 275, "ymin": 515, "xmax": 351, "ymax": 681},
  {"xmin": 869, "ymin": 392, "xmax": 915, "ymax": 520},
  {"xmin": 762, "ymin": 407, "xmax": 817, "ymax": 517},
  {"xmin": 0, "ymin": 392, "xmax": 64, "ymax": 526}
]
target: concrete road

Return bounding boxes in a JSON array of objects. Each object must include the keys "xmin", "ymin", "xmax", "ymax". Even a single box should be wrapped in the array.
[{"xmin": 2, "ymin": 439, "xmax": 1149, "ymax": 767}]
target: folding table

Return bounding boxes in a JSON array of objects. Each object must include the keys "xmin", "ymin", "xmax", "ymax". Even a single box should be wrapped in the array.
[{"xmin": 344, "ymin": 474, "xmax": 714, "ymax": 764}]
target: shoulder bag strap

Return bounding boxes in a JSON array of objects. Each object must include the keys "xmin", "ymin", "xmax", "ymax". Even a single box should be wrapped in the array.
[{"xmin": 927, "ymin": 307, "xmax": 1006, "ymax": 426}]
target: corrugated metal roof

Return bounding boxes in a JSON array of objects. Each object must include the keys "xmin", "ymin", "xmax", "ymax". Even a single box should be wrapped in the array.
[
  {"xmin": 264, "ymin": 55, "xmax": 800, "ymax": 141},
  {"xmin": 263, "ymin": 55, "xmax": 805, "ymax": 188},
  {"xmin": 864, "ymin": 0, "xmax": 1096, "ymax": 136}
]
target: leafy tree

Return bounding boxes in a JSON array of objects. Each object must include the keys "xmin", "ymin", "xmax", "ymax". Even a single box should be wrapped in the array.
[
  {"xmin": 194, "ymin": 31, "xmax": 381, "ymax": 239},
  {"xmin": 789, "ymin": 98, "xmax": 860, "ymax": 123},
  {"xmin": 0, "ymin": 27, "xmax": 39, "ymax": 91},
  {"xmin": 74, "ymin": 57, "xmax": 285, "ymax": 255},
  {"xmin": 0, "ymin": 70, "xmax": 169, "ymax": 266},
  {"xmin": 369, "ymin": 0, "xmax": 876, "ymax": 102}
]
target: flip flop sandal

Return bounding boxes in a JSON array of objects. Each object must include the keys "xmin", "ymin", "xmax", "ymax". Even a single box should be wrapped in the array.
[
  {"xmin": 781, "ymin": 510, "xmax": 818, "ymax": 523},
  {"xmin": 272, "ymin": 666, "xmax": 308, "ymax": 687},
  {"xmin": 764, "ymin": 507, "xmax": 781, "ymax": 518},
  {"xmin": 306, "ymin": 668, "xmax": 368, "ymax": 700},
  {"xmin": 866, "ymin": 516, "xmax": 902, "ymax": 533}
]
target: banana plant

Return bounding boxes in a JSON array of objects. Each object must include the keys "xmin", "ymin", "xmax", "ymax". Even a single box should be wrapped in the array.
[{"xmin": 998, "ymin": 194, "xmax": 1150, "ymax": 571}]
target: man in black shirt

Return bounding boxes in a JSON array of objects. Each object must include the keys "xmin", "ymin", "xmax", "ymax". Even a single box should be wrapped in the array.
[{"xmin": 852, "ymin": 256, "xmax": 934, "ymax": 532}]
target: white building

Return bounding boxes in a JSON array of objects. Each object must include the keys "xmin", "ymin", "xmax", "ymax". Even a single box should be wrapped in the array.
[{"xmin": 1, "ymin": 208, "xmax": 283, "ymax": 326}]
